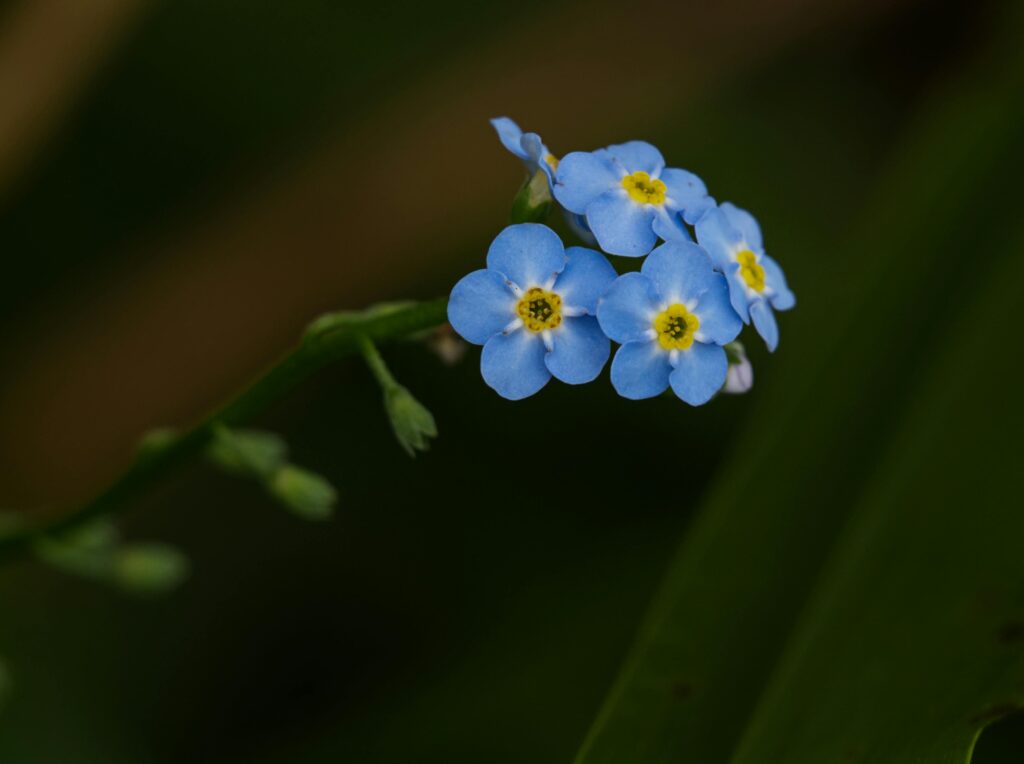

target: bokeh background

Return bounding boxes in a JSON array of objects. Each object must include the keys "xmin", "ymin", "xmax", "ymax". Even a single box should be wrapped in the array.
[{"xmin": 1, "ymin": 0, "xmax": 1022, "ymax": 761}]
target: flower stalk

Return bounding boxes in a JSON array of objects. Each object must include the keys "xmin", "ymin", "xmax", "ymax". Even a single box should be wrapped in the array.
[{"xmin": 0, "ymin": 297, "xmax": 449, "ymax": 563}]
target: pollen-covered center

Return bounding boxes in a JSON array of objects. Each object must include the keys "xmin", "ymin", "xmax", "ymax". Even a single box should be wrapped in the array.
[
  {"xmin": 621, "ymin": 171, "xmax": 667, "ymax": 205},
  {"xmin": 516, "ymin": 287, "xmax": 563, "ymax": 332},
  {"xmin": 654, "ymin": 304, "xmax": 699, "ymax": 351},
  {"xmin": 737, "ymin": 249, "xmax": 766, "ymax": 293}
]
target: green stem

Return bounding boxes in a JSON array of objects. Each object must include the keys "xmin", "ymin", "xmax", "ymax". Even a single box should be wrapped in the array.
[
  {"xmin": 356, "ymin": 334, "xmax": 399, "ymax": 393},
  {"xmin": 0, "ymin": 297, "xmax": 449, "ymax": 562}
]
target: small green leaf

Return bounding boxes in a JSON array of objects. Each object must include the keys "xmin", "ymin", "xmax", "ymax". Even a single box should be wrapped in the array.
[
  {"xmin": 384, "ymin": 384, "xmax": 438, "ymax": 457},
  {"xmin": 268, "ymin": 464, "xmax": 337, "ymax": 521},
  {"xmin": 206, "ymin": 425, "xmax": 287, "ymax": 481},
  {"xmin": 112, "ymin": 543, "xmax": 190, "ymax": 596}
]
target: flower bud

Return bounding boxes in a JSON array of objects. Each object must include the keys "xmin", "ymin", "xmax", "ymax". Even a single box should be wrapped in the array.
[
  {"xmin": 113, "ymin": 544, "xmax": 190, "ymax": 595},
  {"xmin": 268, "ymin": 464, "xmax": 336, "ymax": 521},
  {"xmin": 206, "ymin": 425, "xmax": 287, "ymax": 481},
  {"xmin": 385, "ymin": 384, "xmax": 438, "ymax": 457},
  {"xmin": 723, "ymin": 341, "xmax": 754, "ymax": 394}
]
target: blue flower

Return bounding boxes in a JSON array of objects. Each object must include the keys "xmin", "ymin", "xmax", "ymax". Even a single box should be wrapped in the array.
[
  {"xmin": 448, "ymin": 224, "xmax": 618, "ymax": 400},
  {"xmin": 695, "ymin": 202, "xmax": 795, "ymax": 351},
  {"xmin": 553, "ymin": 140, "xmax": 715, "ymax": 257},
  {"xmin": 491, "ymin": 117, "xmax": 559, "ymax": 187},
  {"xmin": 597, "ymin": 241, "xmax": 742, "ymax": 405}
]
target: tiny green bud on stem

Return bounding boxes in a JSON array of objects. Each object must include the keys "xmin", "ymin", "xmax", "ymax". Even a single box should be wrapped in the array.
[
  {"xmin": 113, "ymin": 544, "xmax": 190, "ymax": 595},
  {"xmin": 358, "ymin": 335, "xmax": 438, "ymax": 456},
  {"xmin": 206, "ymin": 425, "xmax": 288, "ymax": 481},
  {"xmin": 268, "ymin": 464, "xmax": 336, "ymax": 521}
]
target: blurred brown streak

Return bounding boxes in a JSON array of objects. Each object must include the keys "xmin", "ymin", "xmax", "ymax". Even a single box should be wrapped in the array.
[
  {"xmin": 0, "ymin": 0, "xmax": 913, "ymax": 507},
  {"xmin": 0, "ymin": 0, "xmax": 151, "ymax": 200}
]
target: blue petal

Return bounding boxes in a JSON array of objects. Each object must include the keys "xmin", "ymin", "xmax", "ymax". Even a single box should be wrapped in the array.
[
  {"xmin": 750, "ymin": 299, "xmax": 779, "ymax": 352},
  {"xmin": 596, "ymin": 272, "xmax": 661, "ymax": 344},
  {"xmin": 554, "ymin": 246, "xmax": 618, "ymax": 313},
  {"xmin": 669, "ymin": 343, "xmax": 728, "ymax": 406},
  {"xmin": 720, "ymin": 202, "xmax": 763, "ymax": 250},
  {"xmin": 695, "ymin": 206, "xmax": 743, "ymax": 269},
  {"xmin": 762, "ymin": 256, "xmax": 796, "ymax": 311},
  {"xmin": 660, "ymin": 168, "xmax": 714, "ymax": 224},
  {"xmin": 553, "ymin": 151, "xmax": 620, "ymax": 214},
  {"xmin": 565, "ymin": 210, "xmax": 597, "ymax": 246},
  {"xmin": 544, "ymin": 316, "xmax": 610, "ymax": 384},
  {"xmin": 641, "ymin": 241, "xmax": 718, "ymax": 304},
  {"xmin": 610, "ymin": 341, "xmax": 672, "ymax": 400},
  {"xmin": 693, "ymin": 273, "xmax": 742, "ymax": 345},
  {"xmin": 586, "ymin": 190, "xmax": 658, "ymax": 257},
  {"xmin": 723, "ymin": 266, "xmax": 752, "ymax": 324},
  {"xmin": 603, "ymin": 141, "xmax": 665, "ymax": 175},
  {"xmin": 486, "ymin": 223, "xmax": 566, "ymax": 289},
  {"xmin": 448, "ymin": 269, "xmax": 516, "ymax": 345},
  {"xmin": 481, "ymin": 329, "xmax": 551, "ymax": 400},
  {"xmin": 652, "ymin": 207, "xmax": 693, "ymax": 243},
  {"xmin": 521, "ymin": 132, "xmax": 555, "ymax": 185},
  {"xmin": 491, "ymin": 117, "xmax": 529, "ymax": 161}
]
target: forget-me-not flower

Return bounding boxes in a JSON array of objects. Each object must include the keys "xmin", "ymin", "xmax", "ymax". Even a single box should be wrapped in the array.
[
  {"xmin": 695, "ymin": 203, "xmax": 795, "ymax": 351},
  {"xmin": 492, "ymin": 117, "xmax": 598, "ymax": 245},
  {"xmin": 491, "ymin": 117, "xmax": 559, "ymax": 187},
  {"xmin": 554, "ymin": 141, "xmax": 714, "ymax": 257},
  {"xmin": 448, "ymin": 224, "xmax": 617, "ymax": 400},
  {"xmin": 597, "ymin": 241, "xmax": 741, "ymax": 405}
]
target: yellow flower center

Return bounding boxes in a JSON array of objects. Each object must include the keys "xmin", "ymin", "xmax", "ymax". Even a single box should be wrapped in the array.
[
  {"xmin": 622, "ymin": 171, "xmax": 667, "ymax": 205},
  {"xmin": 653, "ymin": 304, "xmax": 700, "ymax": 351},
  {"xmin": 737, "ymin": 249, "xmax": 766, "ymax": 293},
  {"xmin": 516, "ymin": 287, "xmax": 563, "ymax": 333},
  {"xmin": 544, "ymin": 153, "xmax": 559, "ymax": 171}
]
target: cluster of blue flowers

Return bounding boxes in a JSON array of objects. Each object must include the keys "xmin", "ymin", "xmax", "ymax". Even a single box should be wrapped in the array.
[{"xmin": 447, "ymin": 118, "xmax": 795, "ymax": 403}]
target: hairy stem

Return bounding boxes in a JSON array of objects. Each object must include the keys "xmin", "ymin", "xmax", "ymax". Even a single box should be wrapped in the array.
[{"xmin": 0, "ymin": 298, "xmax": 449, "ymax": 562}]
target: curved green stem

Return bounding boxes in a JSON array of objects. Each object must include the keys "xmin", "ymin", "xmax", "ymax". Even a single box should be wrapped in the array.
[{"xmin": 0, "ymin": 297, "xmax": 449, "ymax": 562}]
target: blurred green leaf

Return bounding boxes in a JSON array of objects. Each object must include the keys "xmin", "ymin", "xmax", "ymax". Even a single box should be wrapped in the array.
[
  {"xmin": 575, "ymin": 12, "xmax": 1024, "ymax": 764},
  {"xmin": 726, "ymin": 238, "xmax": 1024, "ymax": 762}
]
